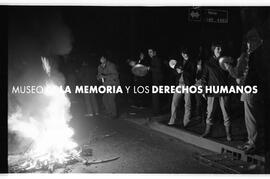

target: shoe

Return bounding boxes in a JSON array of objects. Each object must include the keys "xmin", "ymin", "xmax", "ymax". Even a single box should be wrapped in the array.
[
  {"xmin": 167, "ymin": 120, "xmax": 175, "ymax": 126},
  {"xmin": 167, "ymin": 122, "xmax": 175, "ymax": 126},
  {"xmin": 243, "ymin": 144, "xmax": 256, "ymax": 154},
  {"xmin": 201, "ymin": 124, "xmax": 211, "ymax": 138},
  {"xmin": 183, "ymin": 120, "xmax": 192, "ymax": 128},
  {"xmin": 237, "ymin": 142, "xmax": 249, "ymax": 150}
]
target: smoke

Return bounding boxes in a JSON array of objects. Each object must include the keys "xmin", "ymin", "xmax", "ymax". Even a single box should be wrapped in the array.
[
  {"xmin": 8, "ymin": 8, "xmax": 73, "ymax": 154},
  {"xmin": 9, "ymin": 9, "xmax": 72, "ymax": 56}
]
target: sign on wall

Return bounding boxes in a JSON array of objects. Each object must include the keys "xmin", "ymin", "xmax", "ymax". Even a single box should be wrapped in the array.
[
  {"xmin": 188, "ymin": 8, "xmax": 229, "ymax": 24},
  {"xmin": 204, "ymin": 9, "xmax": 228, "ymax": 24},
  {"xmin": 188, "ymin": 7, "xmax": 201, "ymax": 22}
]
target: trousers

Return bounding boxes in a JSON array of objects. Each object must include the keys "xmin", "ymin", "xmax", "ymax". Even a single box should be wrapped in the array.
[
  {"xmin": 241, "ymin": 93, "xmax": 262, "ymax": 146},
  {"xmin": 206, "ymin": 96, "xmax": 231, "ymax": 127},
  {"xmin": 84, "ymin": 93, "xmax": 99, "ymax": 114},
  {"xmin": 102, "ymin": 93, "xmax": 117, "ymax": 117},
  {"xmin": 169, "ymin": 88, "xmax": 192, "ymax": 125}
]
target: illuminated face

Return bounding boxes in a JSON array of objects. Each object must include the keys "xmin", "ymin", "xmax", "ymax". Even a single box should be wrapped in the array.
[
  {"xmin": 181, "ymin": 52, "xmax": 189, "ymax": 60},
  {"xmin": 214, "ymin": 46, "xmax": 222, "ymax": 58},
  {"xmin": 100, "ymin": 56, "xmax": 107, "ymax": 66},
  {"xmin": 148, "ymin": 49, "xmax": 155, "ymax": 58}
]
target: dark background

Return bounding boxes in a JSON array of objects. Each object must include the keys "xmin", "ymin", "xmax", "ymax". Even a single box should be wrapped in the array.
[
  {"xmin": 62, "ymin": 6, "xmax": 243, "ymax": 59},
  {"xmin": 3, "ymin": 6, "xmax": 270, "ymax": 173},
  {"xmin": 7, "ymin": 6, "xmax": 243, "ymax": 61}
]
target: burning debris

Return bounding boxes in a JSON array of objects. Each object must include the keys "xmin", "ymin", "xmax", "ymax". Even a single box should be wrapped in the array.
[
  {"xmin": 8, "ymin": 145, "xmax": 120, "ymax": 173},
  {"xmin": 9, "ymin": 148, "xmax": 82, "ymax": 173},
  {"xmin": 8, "ymin": 57, "xmax": 120, "ymax": 173},
  {"xmin": 8, "ymin": 57, "xmax": 80, "ymax": 173}
]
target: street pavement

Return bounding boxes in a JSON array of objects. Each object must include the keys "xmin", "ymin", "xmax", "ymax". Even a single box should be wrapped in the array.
[{"xmin": 67, "ymin": 100, "xmax": 218, "ymax": 173}]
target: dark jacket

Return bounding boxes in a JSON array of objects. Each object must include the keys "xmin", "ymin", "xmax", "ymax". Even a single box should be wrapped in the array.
[
  {"xmin": 98, "ymin": 61, "xmax": 120, "ymax": 86},
  {"xmin": 245, "ymin": 47, "xmax": 264, "ymax": 87},
  {"xmin": 227, "ymin": 47, "xmax": 265, "ymax": 101},
  {"xmin": 150, "ymin": 56, "xmax": 163, "ymax": 85},
  {"xmin": 174, "ymin": 59, "xmax": 196, "ymax": 86},
  {"xmin": 201, "ymin": 56, "xmax": 231, "ymax": 97}
]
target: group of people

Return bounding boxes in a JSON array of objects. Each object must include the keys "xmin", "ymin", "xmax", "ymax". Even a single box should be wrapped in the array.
[
  {"xmin": 94, "ymin": 48, "xmax": 165, "ymax": 118},
  {"xmin": 74, "ymin": 54, "xmax": 120, "ymax": 119},
  {"xmin": 168, "ymin": 42, "xmax": 234, "ymax": 142},
  {"xmin": 64, "ymin": 28, "xmax": 265, "ymax": 155},
  {"xmin": 126, "ymin": 31, "xmax": 265, "ymax": 155},
  {"xmin": 166, "ymin": 30, "xmax": 265, "ymax": 154}
]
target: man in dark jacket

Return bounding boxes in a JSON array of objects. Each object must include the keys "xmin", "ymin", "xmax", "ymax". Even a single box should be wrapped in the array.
[
  {"xmin": 148, "ymin": 48, "xmax": 163, "ymax": 115},
  {"xmin": 97, "ymin": 55, "xmax": 120, "ymax": 118},
  {"xmin": 224, "ymin": 29, "xmax": 265, "ymax": 153},
  {"xmin": 168, "ymin": 48, "xmax": 196, "ymax": 127},
  {"xmin": 201, "ymin": 42, "xmax": 232, "ymax": 141}
]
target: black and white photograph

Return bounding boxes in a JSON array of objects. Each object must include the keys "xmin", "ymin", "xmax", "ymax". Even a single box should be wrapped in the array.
[{"xmin": 1, "ymin": 1, "xmax": 270, "ymax": 175}]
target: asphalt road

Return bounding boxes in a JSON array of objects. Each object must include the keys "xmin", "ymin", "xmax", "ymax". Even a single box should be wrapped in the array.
[{"xmin": 67, "ymin": 100, "xmax": 218, "ymax": 173}]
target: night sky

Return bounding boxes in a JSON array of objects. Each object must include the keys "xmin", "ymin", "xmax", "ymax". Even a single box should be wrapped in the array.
[
  {"xmin": 8, "ymin": 6, "xmax": 244, "ymax": 65},
  {"xmin": 61, "ymin": 7, "xmax": 243, "ymax": 59}
]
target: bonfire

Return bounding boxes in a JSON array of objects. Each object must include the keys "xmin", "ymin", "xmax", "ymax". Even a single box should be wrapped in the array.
[{"xmin": 8, "ymin": 57, "xmax": 83, "ymax": 173}]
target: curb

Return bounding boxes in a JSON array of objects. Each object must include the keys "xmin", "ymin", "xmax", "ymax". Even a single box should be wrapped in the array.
[
  {"xmin": 148, "ymin": 121, "xmax": 265, "ymax": 165},
  {"xmin": 121, "ymin": 114, "xmax": 265, "ymax": 166}
]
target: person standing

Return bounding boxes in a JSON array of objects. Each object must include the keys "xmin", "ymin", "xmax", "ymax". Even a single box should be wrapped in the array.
[
  {"xmin": 194, "ymin": 46, "xmax": 207, "ymax": 122},
  {"xmin": 134, "ymin": 52, "xmax": 151, "ymax": 108},
  {"xmin": 168, "ymin": 48, "xmax": 196, "ymax": 127},
  {"xmin": 201, "ymin": 42, "xmax": 232, "ymax": 141},
  {"xmin": 224, "ymin": 29, "xmax": 264, "ymax": 153},
  {"xmin": 79, "ymin": 59, "xmax": 99, "ymax": 117},
  {"xmin": 147, "ymin": 48, "xmax": 163, "ymax": 115},
  {"xmin": 97, "ymin": 55, "xmax": 120, "ymax": 118}
]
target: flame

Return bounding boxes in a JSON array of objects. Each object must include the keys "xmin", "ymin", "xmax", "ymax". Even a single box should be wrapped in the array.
[
  {"xmin": 41, "ymin": 57, "xmax": 51, "ymax": 77},
  {"xmin": 8, "ymin": 57, "xmax": 79, "ymax": 170},
  {"xmin": 27, "ymin": 82, "xmax": 78, "ymax": 158}
]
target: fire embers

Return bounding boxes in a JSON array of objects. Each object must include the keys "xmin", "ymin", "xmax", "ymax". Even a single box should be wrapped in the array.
[
  {"xmin": 9, "ymin": 147, "xmax": 85, "ymax": 173},
  {"xmin": 8, "ymin": 144, "xmax": 120, "ymax": 173}
]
